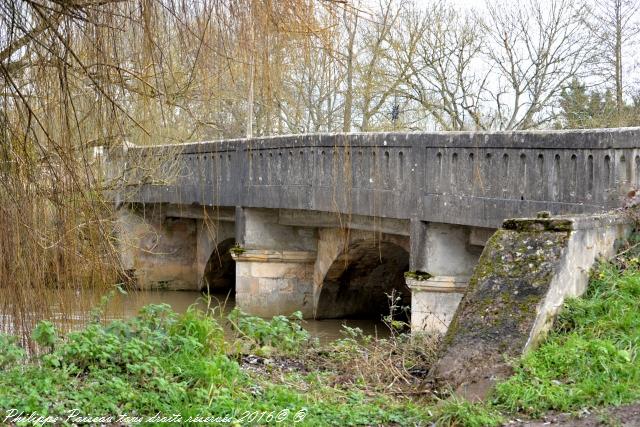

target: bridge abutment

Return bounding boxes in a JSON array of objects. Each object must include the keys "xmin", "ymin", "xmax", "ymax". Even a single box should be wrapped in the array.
[
  {"xmin": 116, "ymin": 205, "xmax": 199, "ymax": 290},
  {"xmin": 116, "ymin": 204, "xmax": 237, "ymax": 291},
  {"xmin": 430, "ymin": 213, "xmax": 633, "ymax": 400}
]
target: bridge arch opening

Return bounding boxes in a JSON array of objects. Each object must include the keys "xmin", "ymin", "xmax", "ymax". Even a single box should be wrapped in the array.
[
  {"xmin": 202, "ymin": 238, "xmax": 236, "ymax": 293},
  {"xmin": 316, "ymin": 239, "xmax": 410, "ymax": 321}
]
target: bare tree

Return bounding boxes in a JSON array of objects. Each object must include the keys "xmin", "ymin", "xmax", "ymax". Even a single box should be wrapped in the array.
[
  {"xmin": 356, "ymin": 0, "xmax": 412, "ymax": 131},
  {"xmin": 341, "ymin": 3, "xmax": 359, "ymax": 132},
  {"xmin": 584, "ymin": 0, "xmax": 640, "ymax": 116},
  {"xmin": 485, "ymin": 0, "xmax": 595, "ymax": 129},
  {"xmin": 400, "ymin": 3, "xmax": 489, "ymax": 130},
  {"xmin": 281, "ymin": 27, "xmax": 344, "ymax": 133}
]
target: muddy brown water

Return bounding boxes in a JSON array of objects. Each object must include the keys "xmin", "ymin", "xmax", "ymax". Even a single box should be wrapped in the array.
[{"xmin": 18, "ymin": 290, "xmax": 389, "ymax": 344}]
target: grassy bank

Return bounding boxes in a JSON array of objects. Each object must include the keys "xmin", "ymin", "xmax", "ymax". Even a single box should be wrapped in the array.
[
  {"xmin": 491, "ymin": 256, "xmax": 640, "ymax": 417},
  {"xmin": 0, "ymin": 302, "xmax": 436, "ymax": 426},
  {"xmin": 0, "ymin": 249, "xmax": 639, "ymax": 426}
]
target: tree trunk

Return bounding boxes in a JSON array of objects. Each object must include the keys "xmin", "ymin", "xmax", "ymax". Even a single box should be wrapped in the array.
[
  {"xmin": 615, "ymin": 0, "xmax": 624, "ymax": 117},
  {"xmin": 246, "ymin": 8, "xmax": 255, "ymax": 139},
  {"xmin": 342, "ymin": 10, "xmax": 356, "ymax": 133}
]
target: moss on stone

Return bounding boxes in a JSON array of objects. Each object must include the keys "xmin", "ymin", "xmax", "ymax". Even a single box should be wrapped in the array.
[
  {"xmin": 404, "ymin": 270, "xmax": 432, "ymax": 281},
  {"xmin": 433, "ymin": 224, "xmax": 572, "ymax": 391},
  {"xmin": 229, "ymin": 244, "xmax": 246, "ymax": 255},
  {"xmin": 502, "ymin": 218, "xmax": 573, "ymax": 232}
]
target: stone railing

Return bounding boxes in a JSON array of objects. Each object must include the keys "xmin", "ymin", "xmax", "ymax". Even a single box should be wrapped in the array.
[{"xmin": 108, "ymin": 128, "xmax": 640, "ymax": 228}]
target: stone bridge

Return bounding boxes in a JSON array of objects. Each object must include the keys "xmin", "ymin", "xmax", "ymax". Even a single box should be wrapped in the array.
[{"xmin": 107, "ymin": 128, "xmax": 640, "ymax": 333}]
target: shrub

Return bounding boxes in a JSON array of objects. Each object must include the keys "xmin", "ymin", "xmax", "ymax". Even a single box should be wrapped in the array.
[
  {"xmin": 32, "ymin": 321, "xmax": 57, "ymax": 350},
  {"xmin": 227, "ymin": 308, "xmax": 310, "ymax": 355},
  {"xmin": 0, "ymin": 334, "xmax": 25, "ymax": 369}
]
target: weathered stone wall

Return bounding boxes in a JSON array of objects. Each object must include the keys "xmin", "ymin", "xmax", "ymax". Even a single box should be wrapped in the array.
[
  {"xmin": 430, "ymin": 213, "xmax": 632, "ymax": 400},
  {"xmin": 113, "ymin": 128, "xmax": 640, "ymax": 229},
  {"xmin": 233, "ymin": 250, "xmax": 317, "ymax": 317},
  {"xmin": 116, "ymin": 204, "xmax": 236, "ymax": 291},
  {"xmin": 116, "ymin": 205, "xmax": 198, "ymax": 290}
]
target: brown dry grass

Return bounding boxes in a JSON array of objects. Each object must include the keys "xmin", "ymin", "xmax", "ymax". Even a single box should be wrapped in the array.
[{"xmin": 306, "ymin": 329, "xmax": 439, "ymax": 396}]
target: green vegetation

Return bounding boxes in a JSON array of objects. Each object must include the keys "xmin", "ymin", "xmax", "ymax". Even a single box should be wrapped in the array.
[
  {"xmin": 2, "ymin": 246, "xmax": 640, "ymax": 425},
  {"xmin": 433, "ymin": 398, "xmax": 503, "ymax": 427},
  {"xmin": 227, "ymin": 308, "xmax": 310, "ymax": 356},
  {"xmin": 0, "ymin": 305, "xmax": 234, "ymax": 420},
  {"xmin": 492, "ymin": 258, "xmax": 640, "ymax": 417},
  {"xmin": 404, "ymin": 270, "xmax": 433, "ymax": 281},
  {"xmin": 229, "ymin": 244, "xmax": 246, "ymax": 256},
  {"xmin": 557, "ymin": 78, "xmax": 640, "ymax": 129},
  {"xmin": 0, "ymin": 304, "xmax": 436, "ymax": 426}
]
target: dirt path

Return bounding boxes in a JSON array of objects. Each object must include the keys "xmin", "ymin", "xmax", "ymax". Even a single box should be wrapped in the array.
[{"xmin": 507, "ymin": 402, "xmax": 640, "ymax": 426}]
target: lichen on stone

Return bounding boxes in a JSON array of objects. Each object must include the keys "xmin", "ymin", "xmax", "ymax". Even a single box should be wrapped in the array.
[{"xmin": 230, "ymin": 244, "xmax": 246, "ymax": 255}]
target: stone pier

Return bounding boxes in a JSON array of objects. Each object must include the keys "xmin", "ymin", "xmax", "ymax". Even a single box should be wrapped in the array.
[
  {"xmin": 407, "ymin": 222, "xmax": 490, "ymax": 333},
  {"xmin": 233, "ymin": 208, "xmax": 318, "ymax": 317}
]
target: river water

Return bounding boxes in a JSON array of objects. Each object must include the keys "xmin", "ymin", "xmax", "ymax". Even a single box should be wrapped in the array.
[{"xmin": 30, "ymin": 290, "xmax": 389, "ymax": 343}]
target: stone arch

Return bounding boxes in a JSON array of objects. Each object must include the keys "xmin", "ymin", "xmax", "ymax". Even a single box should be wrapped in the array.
[
  {"xmin": 315, "ymin": 234, "xmax": 410, "ymax": 319},
  {"xmin": 202, "ymin": 238, "xmax": 236, "ymax": 292}
]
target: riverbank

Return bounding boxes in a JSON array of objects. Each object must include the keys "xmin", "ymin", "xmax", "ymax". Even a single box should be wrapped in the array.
[
  {"xmin": 1, "ymin": 240, "xmax": 639, "ymax": 426},
  {"xmin": 0, "ymin": 301, "xmax": 437, "ymax": 426},
  {"xmin": 0, "ymin": 289, "xmax": 390, "ymax": 344}
]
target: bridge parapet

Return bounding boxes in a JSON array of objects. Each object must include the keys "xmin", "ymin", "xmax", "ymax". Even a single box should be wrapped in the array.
[{"xmin": 109, "ymin": 128, "xmax": 640, "ymax": 228}]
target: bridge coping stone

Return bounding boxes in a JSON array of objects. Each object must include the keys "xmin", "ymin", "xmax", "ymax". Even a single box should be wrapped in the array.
[
  {"xmin": 406, "ymin": 276, "xmax": 470, "ymax": 293},
  {"xmin": 231, "ymin": 249, "xmax": 318, "ymax": 264}
]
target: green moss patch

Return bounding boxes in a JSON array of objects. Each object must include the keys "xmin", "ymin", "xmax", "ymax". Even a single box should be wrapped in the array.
[{"xmin": 404, "ymin": 270, "xmax": 432, "ymax": 281}]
